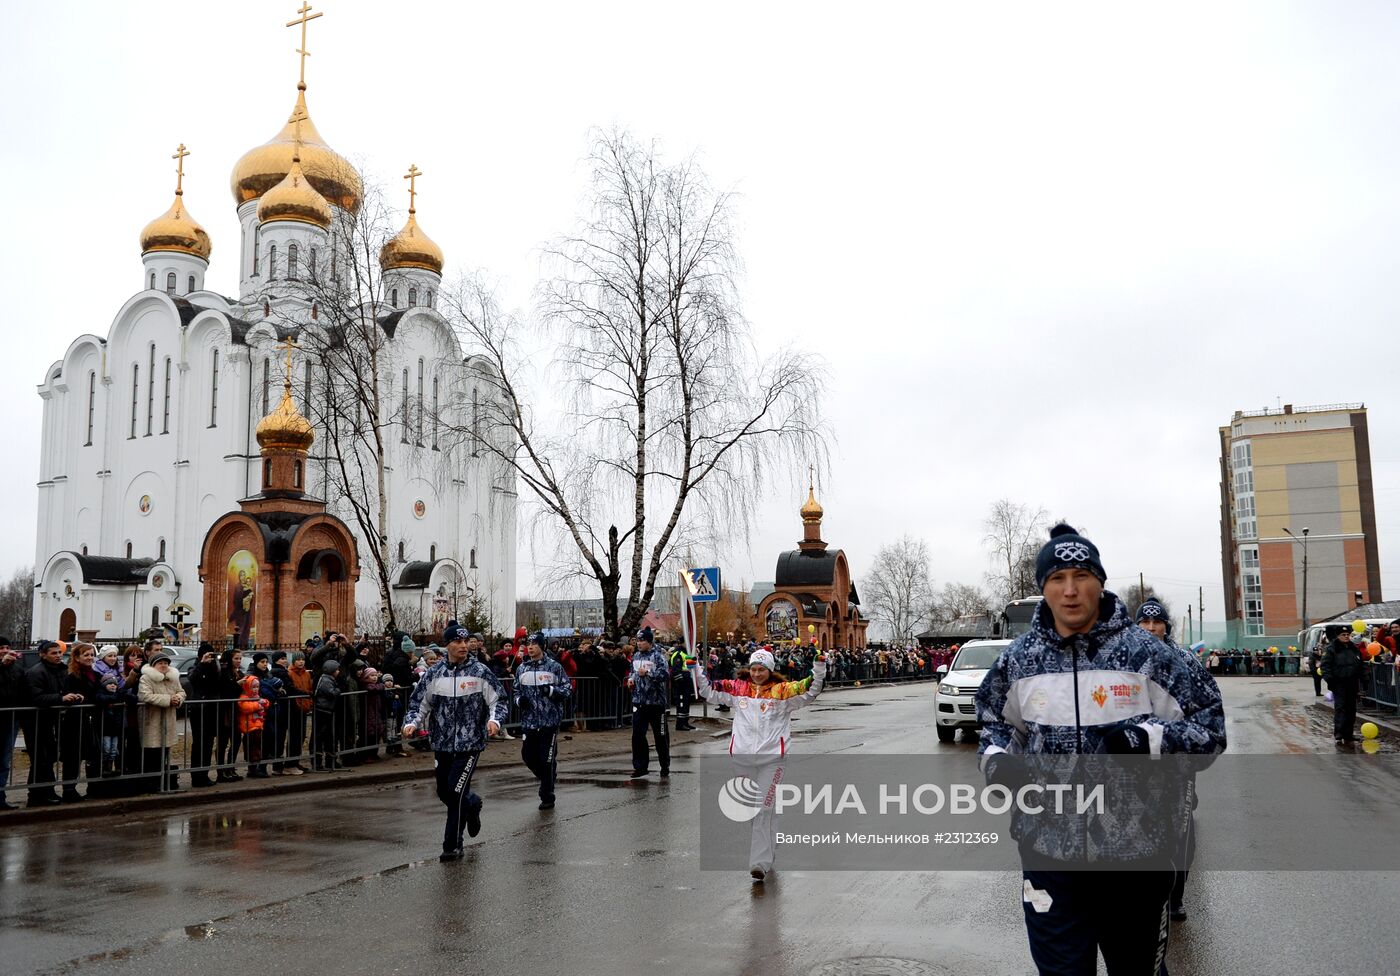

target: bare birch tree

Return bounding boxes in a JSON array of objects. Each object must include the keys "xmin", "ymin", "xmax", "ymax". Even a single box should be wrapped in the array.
[
  {"xmin": 268, "ymin": 179, "xmax": 406, "ymax": 632},
  {"xmin": 932, "ymin": 581, "xmax": 994, "ymax": 623},
  {"xmin": 983, "ymin": 499, "xmax": 1049, "ymax": 603},
  {"xmin": 443, "ymin": 129, "xmax": 828, "ymax": 639},
  {"xmin": 862, "ymin": 536, "xmax": 936, "ymax": 643}
]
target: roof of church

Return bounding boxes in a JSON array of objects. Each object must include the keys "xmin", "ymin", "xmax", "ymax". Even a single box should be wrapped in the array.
[
  {"xmin": 378, "ymin": 309, "xmax": 407, "ymax": 339},
  {"xmin": 75, "ymin": 555, "xmax": 156, "ymax": 585},
  {"xmin": 396, "ymin": 559, "xmax": 438, "ymax": 589},
  {"xmin": 775, "ymin": 549, "xmax": 840, "ymax": 588}
]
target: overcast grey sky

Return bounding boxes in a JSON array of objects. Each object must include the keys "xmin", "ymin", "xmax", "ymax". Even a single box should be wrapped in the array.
[{"xmin": 3, "ymin": 0, "xmax": 1399, "ymax": 630}]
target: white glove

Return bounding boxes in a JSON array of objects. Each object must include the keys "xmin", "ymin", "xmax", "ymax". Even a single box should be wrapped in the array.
[{"xmin": 813, "ymin": 657, "xmax": 828, "ymax": 678}]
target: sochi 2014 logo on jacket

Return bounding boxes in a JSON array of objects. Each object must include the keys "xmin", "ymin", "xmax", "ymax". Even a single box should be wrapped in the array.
[{"xmin": 1091, "ymin": 685, "xmax": 1108, "ymax": 707}]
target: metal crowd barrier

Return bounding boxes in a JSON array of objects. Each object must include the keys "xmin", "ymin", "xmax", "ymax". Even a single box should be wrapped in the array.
[
  {"xmin": 1361, "ymin": 662, "xmax": 1400, "ymax": 714},
  {"xmin": 1, "ymin": 665, "xmax": 939, "ymax": 803}
]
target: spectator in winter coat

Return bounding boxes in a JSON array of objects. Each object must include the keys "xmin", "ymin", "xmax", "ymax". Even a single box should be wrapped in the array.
[
  {"xmin": 313, "ymin": 659, "xmax": 342, "ymax": 771},
  {"xmin": 214, "ymin": 649, "xmax": 245, "ymax": 782},
  {"xmin": 237, "ymin": 674, "xmax": 268, "ymax": 777},
  {"xmin": 381, "ymin": 636, "xmax": 416, "ymax": 689},
  {"xmin": 93, "ymin": 646, "xmax": 124, "ymax": 775},
  {"xmin": 60, "ymin": 643, "xmax": 102, "ymax": 800},
  {"xmin": 283, "ymin": 652, "xmax": 313, "ymax": 773},
  {"xmin": 186, "ymin": 643, "xmax": 221, "ymax": 787},
  {"xmin": 25, "ymin": 640, "xmax": 79, "ymax": 806},
  {"xmin": 137, "ymin": 649, "xmax": 185, "ymax": 791},
  {"xmin": 250, "ymin": 653, "xmax": 288, "ymax": 772},
  {"xmin": 0, "ymin": 637, "xmax": 22, "ymax": 809}
]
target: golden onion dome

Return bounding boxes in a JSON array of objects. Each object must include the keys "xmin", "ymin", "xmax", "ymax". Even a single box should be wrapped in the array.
[
  {"xmin": 140, "ymin": 193, "xmax": 212, "ymax": 260},
  {"xmin": 380, "ymin": 212, "xmax": 444, "ymax": 274},
  {"xmin": 257, "ymin": 154, "xmax": 333, "ymax": 229},
  {"xmin": 256, "ymin": 385, "xmax": 315, "ymax": 452},
  {"xmin": 800, "ymin": 483, "xmax": 824, "ymax": 522},
  {"xmin": 231, "ymin": 90, "xmax": 362, "ymax": 211}
]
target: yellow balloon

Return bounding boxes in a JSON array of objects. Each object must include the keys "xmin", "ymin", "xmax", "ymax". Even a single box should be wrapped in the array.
[
  {"xmin": 1361, "ymin": 722, "xmax": 1380, "ymax": 740},
  {"xmin": 1353, "ymin": 619, "xmax": 1367, "ymax": 634},
  {"xmin": 807, "ymin": 624, "xmax": 816, "ymax": 634}
]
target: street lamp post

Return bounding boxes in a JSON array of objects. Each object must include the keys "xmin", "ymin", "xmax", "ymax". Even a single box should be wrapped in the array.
[{"xmin": 1282, "ymin": 526, "xmax": 1310, "ymax": 629}]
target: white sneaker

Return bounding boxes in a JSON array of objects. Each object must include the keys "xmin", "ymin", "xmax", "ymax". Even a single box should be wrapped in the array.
[{"xmin": 749, "ymin": 866, "xmax": 767, "ymax": 883}]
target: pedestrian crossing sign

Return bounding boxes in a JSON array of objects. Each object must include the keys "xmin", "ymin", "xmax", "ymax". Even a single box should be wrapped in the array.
[{"xmin": 686, "ymin": 566, "xmax": 721, "ymax": 603}]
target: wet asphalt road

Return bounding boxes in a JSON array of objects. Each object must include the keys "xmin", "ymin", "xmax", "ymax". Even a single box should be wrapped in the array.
[{"xmin": 4, "ymin": 678, "xmax": 1398, "ymax": 976}]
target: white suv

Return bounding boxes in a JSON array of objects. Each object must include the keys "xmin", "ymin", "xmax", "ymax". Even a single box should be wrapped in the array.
[{"xmin": 934, "ymin": 639, "xmax": 1009, "ymax": 744}]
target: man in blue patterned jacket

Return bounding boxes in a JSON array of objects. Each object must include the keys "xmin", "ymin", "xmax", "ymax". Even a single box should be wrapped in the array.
[
  {"xmin": 403, "ymin": 620, "xmax": 509, "ymax": 861},
  {"xmin": 976, "ymin": 524, "xmax": 1225, "ymax": 976},
  {"xmin": 514, "ymin": 634, "xmax": 574, "ymax": 809},
  {"xmin": 628, "ymin": 627, "xmax": 670, "ymax": 778}
]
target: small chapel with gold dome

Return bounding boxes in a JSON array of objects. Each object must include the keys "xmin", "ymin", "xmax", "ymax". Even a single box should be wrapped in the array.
[{"xmin": 31, "ymin": 5, "xmax": 515, "ymax": 644}]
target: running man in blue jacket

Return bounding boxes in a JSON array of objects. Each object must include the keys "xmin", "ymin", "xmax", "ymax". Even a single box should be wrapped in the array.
[
  {"xmin": 628, "ymin": 627, "xmax": 670, "ymax": 777},
  {"xmin": 514, "ymin": 634, "xmax": 573, "ymax": 809},
  {"xmin": 976, "ymin": 524, "xmax": 1225, "ymax": 976},
  {"xmin": 403, "ymin": 620, "xmax": 509, "ymax": 861}
]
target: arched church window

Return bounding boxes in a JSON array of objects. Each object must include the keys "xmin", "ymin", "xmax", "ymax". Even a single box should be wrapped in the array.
[
  {"xmin": 264, "ymin": 300, "xmax": 270, "ymax": 319},
  {"xmin": 262, "ymin": 357, "xmax": 271, "ymax": 415},
  {"xmin": 149, "ymin": 272, "xmax": 156, "ymax": 291},
  {"xmin": 470, "ymin": 548, "xmax": 477, "ymax": 569},
  {"xmin": 165, "ymin": 272, "xmax": 176, "ymax": 295},
  {"xmin": 253, "ymin": 225, "xmax": 261, "ymax": 275},
  {"xmin": 416, "ymin": 359, "xmax": 425, "ymax": 446},
  {"xmin": 430, "ymin": 544, "xmax": 437, "ymax": 561},
  {"xmin": 263, "ymin": 457, "xmax": 272, "ymax": 488},
  {"xmin": 288, "ymin": 243, "xmax": 299, "ymax": 280},
  {"xmin": 188, "ymin": 275, "xmax": 195, "ymax": 294},
  {"xmin": 309, "ymin": 247, "xmax": 318, "ymax": 277},
  {"xmin": 129, "ymin": 363, "xmax": 139, "ymax": 439},
  {"xmin": 146, "ymin": 343, "xmax": 155, "ymax": 436},
  {"xmin": 401, "ymin": 369, "xmax": 409, "ymax": 444},
  {"xmin": 431, "ymin": 377, "xmax": 439, "ymax": 450},
  {"xmin": 126, "ymin": 541, "xmax": 133, "ymax": 558},
  {"xmin": 209, "ymin": 349, "xmax": 219, "ymax": 427},
  {"xmin": 428, "ymin": 289, "xmax": 434, "ymax": 305},
  {"xmin": 294, "ymin": 459, "xmax": 303, "ymax": 489},
  {"xmin": 269, "ymin": 244, "xmax": 278, "ymax": 280},
  {"xmin": 162, "ymin": 358, "xmax": 171, "ymax": 433},
  {"xmin": 151, "ymin": 606, "xmax": 160, "ymax": 628},
  {"xmin": 81, "ymin": 545, "xmax": 88, "ymax": 556},
  {"xmin": 409, "ymin": 287, "xmax": 418, "ymax": 307},
  {"xmin": 158, "ymin": 538, "xmax": 166, "ymax": 560},
  {"xmin": 85, "ymin": 371, "xmax": 95, "ymax": 446},
  {"xmin": 311, "ymin": 302, "xmax": 319, "ymax": 321},
  {"xmin": 391, "ymin": 288, "xmax": 399, "ymax": 308},
  {"xmin": 398, "ymin": 541, "xmax": 406, "ymax": 562}
]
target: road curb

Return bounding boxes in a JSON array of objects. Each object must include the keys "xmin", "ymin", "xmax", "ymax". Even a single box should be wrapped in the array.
[{"xmin": 1311, "ymin": 700, "xmax": 1400, "ymax": 737}]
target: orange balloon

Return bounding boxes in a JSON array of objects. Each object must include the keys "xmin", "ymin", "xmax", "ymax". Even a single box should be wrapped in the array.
[{"xmin": 1366, "ymin": 642, "xmax": 1382, "ymax": 659}]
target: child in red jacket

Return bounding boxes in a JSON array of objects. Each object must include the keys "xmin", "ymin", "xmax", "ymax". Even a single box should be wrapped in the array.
[{"xmin": 238, "ymin": 674, "xmax": 269, "ymax": 778}]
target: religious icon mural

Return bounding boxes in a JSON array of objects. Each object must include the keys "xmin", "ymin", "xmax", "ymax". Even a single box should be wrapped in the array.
[
  {"xmin": 431, "ymin": 581, "xmax": 451, "ymax": 634},
  {"xmin": 226, "ymin": 549, "xmax": 258, "ymax": 649},
  {"xmin": 765, "ymin": 598, "xmax": 798, "ymax": 641}
]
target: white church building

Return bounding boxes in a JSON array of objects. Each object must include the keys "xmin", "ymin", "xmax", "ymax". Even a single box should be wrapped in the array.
[{"xmin": 31, "ymin": 16, "xmax": 516, "ymax": 644}]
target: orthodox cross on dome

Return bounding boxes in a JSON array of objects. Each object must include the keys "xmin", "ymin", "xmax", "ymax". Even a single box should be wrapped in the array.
[
  {"xmin": 404, "ymin": 164, "xmax": 422, "ymax": 215},
  {"xmin": 277, "ymin": 335, "xmax": 300, "ymax": 391},
  {"xmin": 808, "ymin": 464, "xmax": 814, "ymax": 492},
  {"xmin": 171, "ymin": 143, "xmax": 189, "ymax": 196},
  {"xmin": 286, "ymin": 2, "xmax": 323, "ymax": 90}
]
